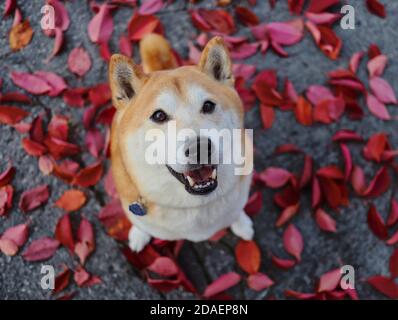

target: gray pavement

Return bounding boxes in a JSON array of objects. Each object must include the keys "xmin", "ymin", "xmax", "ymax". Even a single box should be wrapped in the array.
[{"xmin": 0, "ymin": 0, "xmax": 398, "ymax": 299}]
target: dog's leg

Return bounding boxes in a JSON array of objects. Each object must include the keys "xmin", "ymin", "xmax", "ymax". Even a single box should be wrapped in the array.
[
  {"xmin": 230, "ymin": 211, "xmax": 254, "ymax": 240},
  {"xmin": 128, "ymin": 226, "xmax": 151, "ymax": 252}
]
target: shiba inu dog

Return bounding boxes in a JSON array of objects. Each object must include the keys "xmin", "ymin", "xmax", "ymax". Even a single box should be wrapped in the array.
[{"xmin": 109, "ymin": 33, "xmax": 254, "ymax": 252}]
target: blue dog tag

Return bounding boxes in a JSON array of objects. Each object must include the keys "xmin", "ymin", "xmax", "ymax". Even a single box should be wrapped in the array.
[{"xmin": 129, "ymin": 201, "xmax": 147, "ymax": 216}]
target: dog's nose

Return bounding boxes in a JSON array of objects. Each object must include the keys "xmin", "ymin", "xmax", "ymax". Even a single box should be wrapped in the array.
[{"xmin": 184, "ymin": 137, "xmax": 213, "ymax": 164}]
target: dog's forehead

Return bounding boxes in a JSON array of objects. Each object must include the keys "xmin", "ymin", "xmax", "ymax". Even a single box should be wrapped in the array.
[{"xmin": 154, "ymin": 83, "xmax": 210, "ymax": 109}]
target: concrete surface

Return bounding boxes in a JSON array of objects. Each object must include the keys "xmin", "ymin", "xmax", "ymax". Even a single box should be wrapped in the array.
[{"xmin": 0, "ymin": 0, "xmax": 397, "ymax": 299}]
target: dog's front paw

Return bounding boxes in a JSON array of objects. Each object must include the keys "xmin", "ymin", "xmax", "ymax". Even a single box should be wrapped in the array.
[
  {"xmin": 231, "ymin": 212, "xmax": 254, "ymax": 241},
  {"xmin": 128, "ymin": 226, "xmax": 151, "ymax": 252}
]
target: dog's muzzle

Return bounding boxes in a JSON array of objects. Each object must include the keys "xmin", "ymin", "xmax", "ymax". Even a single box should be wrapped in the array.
[{"xmin": 166, "ymin": 137, "xmax": 218, "ymax": 195}]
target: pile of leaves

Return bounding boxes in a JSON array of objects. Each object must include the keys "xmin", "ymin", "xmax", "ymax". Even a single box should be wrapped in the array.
[{"xmin": 1, "ymin": 0, "xmax": 398, "ymax": 299}]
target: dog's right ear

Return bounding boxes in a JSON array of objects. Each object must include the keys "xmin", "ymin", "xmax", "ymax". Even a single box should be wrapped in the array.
[{"xmin": 109, "ymin": 54, "xmax": 147, "ymax": 109}]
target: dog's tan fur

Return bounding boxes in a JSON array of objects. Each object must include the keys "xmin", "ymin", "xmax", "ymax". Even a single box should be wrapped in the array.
[{"xmin": 109, "ymin": 34, "xmax": 254, "ymax": 251}]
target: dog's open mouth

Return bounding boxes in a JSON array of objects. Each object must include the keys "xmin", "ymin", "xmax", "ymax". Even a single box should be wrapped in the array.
[{"xmin": 166, "ymin": 164, "xmax": 218, "ymax": 195}]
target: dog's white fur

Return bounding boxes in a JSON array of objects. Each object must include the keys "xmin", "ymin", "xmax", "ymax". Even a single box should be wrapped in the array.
[{"xmin": 109, "ymin": 35, "xmax": 254, "ymax": 252}]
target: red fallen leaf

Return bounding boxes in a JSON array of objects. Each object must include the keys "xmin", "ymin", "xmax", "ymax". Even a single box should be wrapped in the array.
[
  {"xmin": 98, "ymin": 200, "xmax": 131, "ymax": 241},
  {"xmin": 63, "ymin": 87, "xmax": 87, "ymax": 108},
  {"xmin": 274, "ymin": 185, "xmax": 300, "ymax": 209},
  {"xmin": 332, "ymin": 129, "xmax": 363, "ymax": 143},
  {"xmin": 369, "ymin": 77, "xmax": 397, "ymax": 105},
  {"xmin": 276, "ymin": 203, "xmax": 300, "ymax": 227},
  {"xmin": 318, "ymin": 177, "xmax": 342, "ymax": 209},
  {"xmin": 367, "ymin": 276, "xmax": 398, "ymax": 299},
  {"xmin": 88, "ymin": 3, "xmax": 114, "ymax": 44},
  {"xmin": 230, "ymin": 42, "xmax": 258, "ymax": 60},
  {"xmin": 366, "ymin": 0, "xmax": 386, "ymax": 18},
  {"xmin": 363, "ymin": 166, "xmax": 390, "ymax": 198},
  {"xmin": 4, "ymin": 0, "xmax": 16, "ymax": 16},
  {"xmin": 366, "ymin": 94, "xmax": 390, "ymax": 120},
  {"xmin": 19, "ymin": 184, "xmax": 50, "ymax": 213},
  {"xmin": 244, "ymin": 191, "xmax": 263, "ymax": 217},
  {"xmin": 128, "ymin": 13, "xmax": 162, "ymax": 41},
  {"xmin": 387, "ymin": 199, "xmax": 398, "ymax": 227},
  {"xmin": 121, "ymin": 244, "xmax": 159, "ymax": 270},
  {"xmin": 138, "ymin": 0, "xmax": 164, "ymax": 15},
  {"xmin": 46, "ymin": 0, "xmax": 70, "ymax": 31},
  {"xmin": 368, "ymin": 55, "xmax": 388, "ymax": 78},
  {"xmin": 247, "ymin": 272, "xmax": 274, "ymax": 291},
  {"xmin": 0, "ymin": 105, "xmax": 29, "ymax": 125},
  {"xmin": 259, "ymin": 105, "xmax": 275, "ymax": 130},
  {"xmin": 298, "ymin": 156, "xmax": 313, "ymax": 189},
  {"xmin": 235, "ymin": 78, "xmax": 256, "ymax": 111},
  {"xmin": 363, "ymin": 133, "xmax": 387, "ymax": 163},
  {"xmin": 44, "ymin": 136, "xmax": 80, "ymax": 160},
  {"xmin": 191, "ymin": 9, "xmax": 235, "ymax": 35},
  {"xmin": 74, "ymin": 218, "xmax": 95, "ymax": 265},
  {"xmin": 288, "ymin": 0, "xmax": 305, "ymax": 15},
  {"xmin": 312, "ymin": 176, "xmax": 321, "ymax": 208},
  {"xmin": 0, "ymin": 185, "xmax": 13, "ymax": 216},
  {"xmin": 55, "ymin": 189, "xmax": 86, "ymax": 212},
  {"xmin": 307, "ymin": 0, "xmax": 340, "ymax": 13},
  {"xmin": 306, "ymin": 22, "xmax": 342, "ymax": 60},
  {"xmin": 209, "ymin": 229, "xmax": 227, "ymax": 242},
  {"xmin": 74, "ymin": 266, "xmax": 90, "ymax": 287},
  {"xmin": 315, "ymin": 208, "xmax": 337, "ymax": 233},
  {"xmin": 85, "ymin": 128, "xmax": 105, "ymax": 158},
  {"xmin": 305, "ymin": 12, "xmax": 341, "ymax": 25},
  {"xmin": 387, "ymin": 230, "xmax": 398, "ymax": 246},
  {"xmin": 0, "ymin": 91, "xmax": 32, "ymax": 104},
  {"xmin": 148, "ymin": 257, "xmax": 179, "ymax": 277},
  {"xmin": 0, "ymin": 164, "xmax": 15, "ymax": 187},
  {"xmin": 235, "ymin": 240, "xmax": 261, "ymax": 274},
  {"xmin": 147, "ymin": 277, "xmax": 181, "ymax": 292},
  {"xmin": 203, "ymin": 272, "xmax": 241, "ymax": 298},
  {"xmin": 55, "ymin": 213, "xmax": 75, "ymax": 252},
  {"xmin": 45, "ymin": 27, "xmax": 64, "ymax": 62},
  {"xmin": 274, "ymin": 144, "xmax": 302, "ymax": 155},
  {"xmin": 1, "ymin": 223, "xmax": 29, "ymax": 247},
  {"xmin": 266, "ymin": 21, "xmax": 303, "ymax": 46},
  {"xmin": 68, "ymin": 47, "xmax": 91, "ymax": 77},
  {"xmin": 22, "ymin": 237, "xmax": 60, "ymax": 261},
  {"xmin": 317, "ymin": 165, "xmax": 344, "ymax": 180},
  {"xmin": 235, "ymin": 6, "xmax": 259, "ymax": 26},
  {"xmin": 285, "ymin": 290, "xmax": 317, "ymax": 300},
  {"xmin": 295, "ymin": 96, "xmax": 313, "ymax": 126},
  {"xmin": 54, "ymin": 266, "xmax": 71, "ymax": 293},
  {"xmin": 351, "ymin": 165, "xmax": 366, "ymax": 195},
  {"xmin": 349, "ymin": 51, "xmax": 365, "ymax": 74},
  {"xmin": 10, "ymin": 72, "xmax": 51, "ymax": 95},
  {"xmin": 72, "ymin": 162, "xmax": 103, "ymax": 188},
  {"xmin": 317, "ymin": 268, "xmax": 341, "ymax": 292},
  {"xmin": 367, "ymin": 204, "xmax": 388, "ymax": 240},
  {"xmin": 306, "ymin": 85, "xmax": 334, "ymax": 105},
  {"xmin": 283, "ymin": 224, "xmax": 303, "ymax": 262},
  {"xmin": 98, "ymin": 41, "xmax": 112, "ymax": 61},
  {"xmin": 48, "ymin": 115, "xmax": 69, "ymax": 141},
  {"xmin": 118, "ymin": 34, "xmax": 133, "ymax": 57},
  {"xmin": 271, "ymin": 254, "xmax": 296, "ymax": 270},
  {"xmin": 390, "ymin": 249, "xmax": 398, "ymax": 279},
  {"xmin": 259, "ymin": 167, "xmax": 292, "ymax": 188},
  {"xmin": 88, "ymin": 83, "xmax": 111, "ymax": 107},
  {"xmin": 38, "ymin": 155, "xmax": 54, "ymax": 176},
  {"xmin": 34, "ymin": 71, "xmax": 67, "ymax": 97},
  {"xmin": 0, "ymin": 238, "xmax": 18, "ymax": 256},
  {"xmin": 22, "ymin": 138, "xmax": 47, "ymax": 157},
  {"xmin": 368, "ymin": 43, "xmax": 382, "ymax": 59},
  {"xmin": 340, "ymin": 144, "xmax": 352, "ymax": 181},
  {"xmin": 97, "ymin": 106, "xmax": 116, "ymax": 126}
]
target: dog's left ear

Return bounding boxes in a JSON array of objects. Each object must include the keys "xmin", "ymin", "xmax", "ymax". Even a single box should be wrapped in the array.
[
  {"xmin": 109, "ymin": 54, "xmax": 147, "ymax": 109},
  {"xmin": 198, "ymin": 37, "xmax": 233, "ymax": 86}
]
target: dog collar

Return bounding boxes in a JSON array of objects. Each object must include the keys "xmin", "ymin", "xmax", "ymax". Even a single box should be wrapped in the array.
[{"xmin": 129, "ymin": 201, "xmax": 147, "ymax": 216}]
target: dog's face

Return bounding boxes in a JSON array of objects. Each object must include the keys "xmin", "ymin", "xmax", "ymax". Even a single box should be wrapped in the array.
[{"xmin": 110, "ymin": 37, "xmax": 245, "ymax": 208}]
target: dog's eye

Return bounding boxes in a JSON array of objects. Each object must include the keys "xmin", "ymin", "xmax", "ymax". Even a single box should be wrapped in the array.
[
  {"xmin": 150, "ymin": 109, "xmax": 169, "ymax": 123},
  {"xmin": 201, "ymin": 100, "xmax": 216, "ymax": 114}
]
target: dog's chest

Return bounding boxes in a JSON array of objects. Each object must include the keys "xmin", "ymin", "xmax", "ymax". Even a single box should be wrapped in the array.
[{"xmin": 130, "ymin": 182, "xmax": 247, "ymax": 241}]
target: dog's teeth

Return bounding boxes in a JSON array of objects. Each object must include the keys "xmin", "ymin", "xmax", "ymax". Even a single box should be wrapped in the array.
[
  {"xmin": 187, "ymin": 176, "xmax": 195, "ymax": 187},
  {"xmin": 211, "ymin": 169, "xmax": 217, "ymax": 180}
]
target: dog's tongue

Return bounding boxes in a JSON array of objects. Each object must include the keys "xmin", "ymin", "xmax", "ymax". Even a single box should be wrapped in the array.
[{"xmin": 187, "ymin": 166, "xmax": 213, "ymax": 183}]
